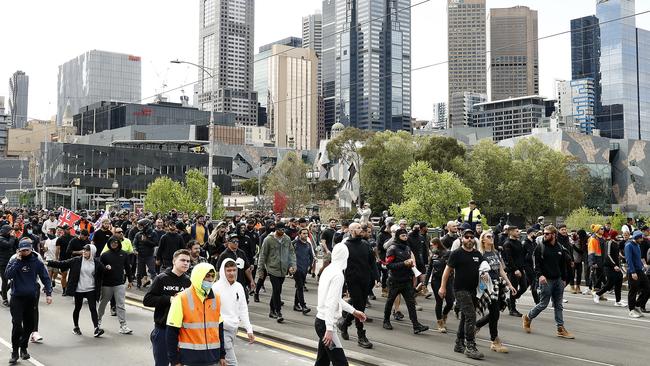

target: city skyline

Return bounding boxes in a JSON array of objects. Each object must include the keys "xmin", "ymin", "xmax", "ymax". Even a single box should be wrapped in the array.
[{"xmin": 1, "ymin": 0, "xmax": 649, "ymax": 124}]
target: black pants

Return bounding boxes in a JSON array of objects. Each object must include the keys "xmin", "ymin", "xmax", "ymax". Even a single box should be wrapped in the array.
[
  {"xmin": 380, "ymin": 267, "xmax": 388, "ymax": 289},
  {"xmin": 507, "ymin": 271, "xmax": 527, "ymax": 309},
  {"xmin": 455, "ymin": 290, "xmax": 477, "ymax": 343},
  {"xmin": 269, "ymin": 275, "xmax": 285, "ymax": 314},
  {"xmin": 255, "ymin": 268, "xmax": 267, "ymax": 295},
  {"xmin": 628, "ymin": 271, "xmax": 650, "ymax": 311},
  {"xmin": 596, "ymin": 267, "xmax": 623, "ymax": 302},
  {"xmin": 476, "ymin": 299, "xmax": 500, "ymax": 341},
  {"xmin": 573, "ymin": 262, "xmax": 583, "ymax": 287},
  {"xmin": 73, "ymin": 291, "xmax": 99, "ymax": 328},
  {"xmin": 383, "ymin": 279, "xmax": 418, "ymax": 325},
  {"xmin": 525, "ymin": 268, "xmax": 539, "ymax": 304},
  {"xmin": 10, "ymin": 296, "xmax": 36, "ymax": 352},
  {"xmin": 583, "ymin": 260, "xmax": 592, "ymax": 289},
  {"xmin": 294, "ymin": 271, "xmax": 307, "ymax": 308},
  {"xmin": 136, "ymin": 255, "xmax": 156, "ymax": 285},
  {"xmin": 431, "ymin": 276, "xmax": 454, "ymax": 320},
  {"xmin": 33, "ymin": 285, "xmax": 40, "ymax": 331},
  {"xmin": 591, "ymin": 266, "xmax": 604, "ymax": 290},
  {"xmin": 314, "ymin": 318, "xmax": 348, "ymax": 366},
  {"xmin": 0, "ymin": 265, "xmax": 8, "ymax": 301},
  {"xmin": 343, "ymin": 279, "xmax": 368, "ymax": 332},
  {"xmin": 127, "ymin": 253, "xmax": 137, "ymax": 279}
]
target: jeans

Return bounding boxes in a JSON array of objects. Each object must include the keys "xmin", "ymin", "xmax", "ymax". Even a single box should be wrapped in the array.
[
  {"xmin": 0, "ymin": 265, "xmax": 8, "ymax": 301},
  {"xmin": 294, "ymin": 271, "xmax": 307, "ymax": 308},
  {"xmin": 10, "ymin": 295, "xmax": 36, "ymax": 352},
  {"xmin": 476, "ymin": 299, "xmax": 500, "ymax": 341},
  {"xmin": 596, "ymin": 267, "xmax": 623, "ymax": 302},
  {"xmin": 528, "ymin": 278, "xmax": 564, "ymax": 326},
  {"xmin": 343, "ymin": 279, "xmax": 368, "ymax": 332},
  {"xmin": 150, "ymin": 326, "xmax": 168, "ymax": 366},
  {"xmin": 98, "ymin": 285, "xmax": 127, "ymax": 325},
  {"xmin": 223, "ymin": 328, "xmax": 238, "ymax": 365},
  {"xmin": 455, "ymin": 290, "xmax": 477, "ymax": 343},
  {"xmin": 383, "ymin": 279, "xmax": 419, "ymax": 325},
  {"xmin": 431, "ymin": 276, "xmax": 454, "ymax": 320},
  {"xmin": 628, "ymin": 271, "xmax": 650, "ymax": 311},
  {"xmin": 137, "ymin": 255, "xmax": 156, "ymax": 285},
  {"xmin": 73, "ymin": 291, "xmax": 99, "ymax": 328},
  {"xmin": 314, "ymin": 318, "xmax": 348, "ymax": 366},
  {"xmin": 269, "ymin": 275, "xmax": 285, "ymax": 314},
  {"xmin": 573, "ymin": 262, "xmax": 583, "ymax": 287}
]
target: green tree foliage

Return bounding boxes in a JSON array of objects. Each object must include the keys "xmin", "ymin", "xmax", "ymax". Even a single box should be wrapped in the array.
[
  {"xmin": 390, "ymin": 161, "xmax": 472, "ymax": 227},
  {"xmin": 565, "ymin": 207, "xmax": 605, "ymax": 231},
  {"xmin": 608, "ymin": 208, "xmax": 627, "ymax": 232},
  {"xmin": 185, "ymin": 169, "xmax": 225, "ymax": 219},
  {"xmin": 265, "ymin": 152, "xmax": 310, "ymax": 216},
  {"xmin": 314, "ymin": 179, "xmax": 338, "ymax": 201},
  {"xmin": 414, "ymin": 135, "xmax": 466, "ymax": 174},
  {"xmin": 144, "ymin": 170, "xmax": 225, "ymax": 218},
  {"xmin": 241, "ymin": 178, "xmax": 260, "ymax": 196}
]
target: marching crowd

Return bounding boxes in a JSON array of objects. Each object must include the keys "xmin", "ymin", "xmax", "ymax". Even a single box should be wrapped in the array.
[{"xmin": 1, "ymin": 201, "xmax": 650, "ymax": 365}]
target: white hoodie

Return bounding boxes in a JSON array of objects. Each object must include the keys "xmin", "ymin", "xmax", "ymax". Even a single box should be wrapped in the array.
[
  {"xmin": 316, "ymin": 243, "xmax": 355, "ymax": 331},
  {"xmin": 212, "ymin": 258, "xmax": 253, "ymax": 333}
]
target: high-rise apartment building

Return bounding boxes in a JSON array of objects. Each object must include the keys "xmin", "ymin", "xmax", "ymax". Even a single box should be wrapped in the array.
[
  {"xmin": 333, "ymin": 0, "xmax": 411, "ymax": 132},
  {"xmin": 9, "ymin": 71, "xmax": 29, "ymax": 129},
  {"xmin": 199, "ymin": 0, "xmax": 258, "ymax": 126},
  {"xmin": 57, "ymin": 50, "xmax": 141, "ymax": 126},
  {"xmin": 555, "ymin": 78, "xmax": 596, "ymax": 134},
  {"xmin": 432, "ymin": 102, "xmax": 448, "ymax": 129},
  {"xmin": 0, "ymin": 96, "xmax": 5, "ymax": 115},
  {"xmin": 450, "ymin": 91, "xmax": 487, "ymax": 127},
  {"xmin": 488, "ymin": 6, "xmax": 539, "ymax": 101},
  {"xmin": 447, "ymin": 0, "xmax": 487, "ymax": 127},
  {"xmin": 472, "ymin": 95, "xmax": 547, "ymax": 141},
  {"xmin": 267, "ymin": 45, "xmax": 319, "ymax": 150},
  {"xmin": 303, "ymin": 12, "xmax": 325, "ymax": 142}
]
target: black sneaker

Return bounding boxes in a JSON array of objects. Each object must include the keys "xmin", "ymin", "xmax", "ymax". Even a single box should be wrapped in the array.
[
  {"xmin": 640, "ymin": 308, "xmax": 650, "ymax": 314},
  {"xmin": 464, "ymin": 342, "xmax": 485, "ymax": 360},
  {"xmin": 293, "ymin": 304, "xmax": 303, "ymax": 312},
  {"xmin": 94, "ymin": 327, "xmax": 104, "ymax": 338},
  {"xmin": 357, "ymin": 330, "xmax": 373, "ymax": 349},
  {"xmin": 509, "ymin": 309, "xmax": 523, "ymax": 317},
  {"xmin": 276, "ymin": 313, "xmax": 284, "ymax": 323},
  {"xmin": 301, "ymin": 306, "xmax": 311, "ymax": 315},
  {"xmin": 254, "ymin": 294, "xmax": 260, "ymax": 303},
  {"xmin": 382, "ymin": 321, "xmax": 393, "ymax": 330},
  {"xmin": 454, "ymin": 339, "xmax": 466, "ymax": 353},
  {"xmin": 8, "ymin": 352, "xmax": 18, "ymax": 365},
  {"xmin": 1, "ymin": 299, "xmax": 8, "ymax": 307},
  {"xmin": 111, "ymin": 307, "xmax": 117, "ymax": 317},
  {"xmin": 269, "ymin": 311, "xmax": 278, "ymax": 319},
  {"xmin": 413, "ymin": 323, "xmax": 429, "ymax": 334},
  {"xmin": 73, "ymin": 327, "xmax": 82, "ymax": 336},
  {"xmin": 19, "ymin": 349, "xmax": 30, "ymax": 360},
  {"xmin": 393, "ymin": 311, "xmax": 404, "ymax": 321},
  {"xmin": 338, "ymin": 321, "xmax": 349, "ymax": 340},
  {"xmin": 143, "ymin": 280, "xmax": 151, "ymax": 288}
]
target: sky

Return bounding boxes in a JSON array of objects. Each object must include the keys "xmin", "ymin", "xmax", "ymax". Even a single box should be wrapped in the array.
[{"xmin": 1, "ymin": 0, "xmax": 649, "ymax": 122}]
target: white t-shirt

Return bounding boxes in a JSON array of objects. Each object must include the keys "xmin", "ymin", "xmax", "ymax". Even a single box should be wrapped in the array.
[{"xmin": 44, "ymin": 237, "xmax": 58, "ymax": 261}]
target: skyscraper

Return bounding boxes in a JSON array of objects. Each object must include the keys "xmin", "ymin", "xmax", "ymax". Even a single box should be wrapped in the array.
[
  {"xmin": 322, "ymin": 0, "xmax": 336, "ymax": 135},
  {"xmin": 488, "ymin": 6, "xmax": 539, "ymax": 101},
  {"xmin": 198, "ymin": 0, "xmax": 258, "ymax": 126},
  {"xmin": 333, "ymin": 0, "xmax": 411, "ymax": 132},
  {"xmin": 571, "ymin": 15, "xmax": 602, "ymax": 128},
  {"xmin": 432, "ymin": 102, "xmax": 448, "ymax": 129},
  {"xmin": 9, "ymin": 71, "xmax": 29, "ymax": 129},
  {"xmin": 447, "ymin": 0, "xmax": 487, "ymax": 127},
  {"xmin": 57, "ymin": 50, "xmax": 141, "ymax": 126},
  {"xmin": 302, "ymin": 12, "xmax": 323, "ymax": 92}
]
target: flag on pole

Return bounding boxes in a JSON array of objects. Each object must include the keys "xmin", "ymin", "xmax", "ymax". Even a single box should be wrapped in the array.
[{"xmin": 58, "ymin": 208, "xmax": 81, "ymax": 236}]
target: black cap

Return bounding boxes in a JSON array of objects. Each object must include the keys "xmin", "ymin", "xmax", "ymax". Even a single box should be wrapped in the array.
[
  {"xmin": 462, "ymin": 228, "xmax": 475, "ymax": 236},
  {"xmin": 79, "ymin": 229, "xmax": 89, "ymax": 236},
  {"xmin": 527, "ymin": 228, "xmax": 537, "ymax": 234},
  {"xmin": 298, "ymin": 217, "xmax": 307, "ymax": 224},
  {"xmin": 227, "ymin": 233, "xmax": 239, "ymax": 243},
  {"xmin": 176, "ymin": 221, "xmax": 186, "ymax": 231},
  {"xmin": 275, "ymin": 222, "xmax": 286, "ymax": 230}
]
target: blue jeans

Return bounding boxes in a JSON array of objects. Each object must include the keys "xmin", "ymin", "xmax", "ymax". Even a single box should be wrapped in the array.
[
  {"xmin": 150, "ymin": 326, "xmax": 168, "ymax": 366},
  {"xmin": 528, "ymin": 278, "xmax": 564, "ymax": 326}
]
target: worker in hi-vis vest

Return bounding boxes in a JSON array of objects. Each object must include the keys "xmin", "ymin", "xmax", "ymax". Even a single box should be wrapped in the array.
[{"xmin": 459, "ymin": 200, "xmax": 482, "ymax": 231}]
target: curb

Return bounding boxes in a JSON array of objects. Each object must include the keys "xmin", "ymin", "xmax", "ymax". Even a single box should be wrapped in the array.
[{"xmin": 125, "ymin": 291, "xmax": 406, "ymax": 366}]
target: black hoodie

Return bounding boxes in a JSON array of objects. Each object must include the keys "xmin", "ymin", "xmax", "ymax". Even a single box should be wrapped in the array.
[
  {"xmin": 143, "ymin": 268, "xmax": 192, "ymax": 329},
  {"xmin": 100, "ymin": 240, "xmax": 133, "ymax": 286},
  {"xmin": 344, "ymin": 236, "xmax": 375, "ymax": 285},
  {"xmin": 385, "ymin": 233, "xmax": 414, "ymax": 283}
]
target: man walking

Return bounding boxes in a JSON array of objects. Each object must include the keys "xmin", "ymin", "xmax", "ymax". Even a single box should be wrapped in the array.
[
  {"xmin": 157, "ymin": 222, "xmax": 185, "ymax": 272},
  {"xmin": 502, "ymin": 226, "xmax": 527, "ymax": 317},
  {"xmin": 0, "ymin": 224, "xmax": 17, "ymax": 306},
  {"xmin": 293, "ymin": 228, "xmax": 314, "ymax": 315},
  {"xmin": 523, "ymin": 225, "xmax": 574, "ymax": 339},
  {"xmin": 98, "ymin": 237, "xmax": 134, "ymax": 334},
  {"xmin": 625, "ymin": 231, "xmax": 650, "ymax": 318},
  {"xmin": 258, "ymin": 223, "xmax": 296, "ymax": 323}
]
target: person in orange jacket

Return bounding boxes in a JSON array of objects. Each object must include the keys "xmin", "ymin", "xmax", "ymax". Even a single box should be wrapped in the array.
[{"xmin": 587, "ymin": 224, "xmax": 606, "ymax": 296}]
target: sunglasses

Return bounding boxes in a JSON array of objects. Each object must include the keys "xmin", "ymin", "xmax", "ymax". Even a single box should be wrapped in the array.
[
  {"xmin": 484, "ymin": 234, "xmax": 493, "ymax": 238},
  {"xmin": 464, "ymin": 235, "xmax": 475, "ymax": 239},
  {"xmin": 543, "ymin": 232, "xmax": 553, "ymax": 236}
]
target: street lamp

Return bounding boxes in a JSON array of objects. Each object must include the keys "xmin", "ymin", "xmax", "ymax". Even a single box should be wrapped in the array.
[
  {"xmin": 171, "ymin": 59, "xmax": 216, "ymax": 218},
  {"xmin": 112, "ymin": 180, "xmax": 119, "ymax": 209}
]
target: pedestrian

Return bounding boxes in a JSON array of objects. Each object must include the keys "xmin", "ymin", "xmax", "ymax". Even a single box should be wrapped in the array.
[
  {"xmin": 66, "ymin": 229, "xmax": 91, "ymax": 258},
  {"xmin": 382, "ymin": 228, "xmax": 429, "ymax": 335},
  {"xmin": 190, "ymin": 215, "xmax": 209, "ymax": 246},
  {"xmin": 143, "ymin": 249, "xmax": 192, "ymax": 366},
  {"xmin": 318, "ymin": 218, "xmax": 337, "ymax": 279},
  {"xmin": 460, "ymin": 200, "xmax": 482, "ymax": 231},
  {"xmin": 475, "ymin": 231, "xmax": 517, "ymax": 353},
  {"xmin": 135, "ymin": 219, "xmax": 157, "ymax": 289},
  {"xmin": 217, "ymin": 233, "xmax": 255, "ymax": 301},
  {"xmin": 41, "ymin": 213, "xmax": 59, "ymax": 236},
  {"xmin": 624, "ymin": 231, "xmax": 650, "ymax": 318},
  {"xmin": 293, "ymin": 228, "xmax": 314, "ymax": 315},
  {"xmin": 592, "ymin": 231, "xmax": 624, "ymax": 307},
  {"xmin": 157, "ymin": 222, "xmax": 185, "ymax": 272},
  {"xmin": 587, "ymin": 224, "xmax": 606, "ymax": 296},
  {"xmin": 502, "ymin": 226, "xmax": 527, "ymax": 317},
  {"xmin": 92, "ymin": 219, "xmax": 113, "ymax": 256},
  {"xmin": 522, "ymin": 225, "xmax": 574, "ymax": 339},
  {"xmin": 97, "ymin": 237, "xmax": 134, "ymax": 334},
  {"xmin": 257, "ymin": 222, "xmax": 296, "ymax": 323},
  {"xmin": 339, "ymin": 223, "xmax": 376, "ymax": 348},
  {"xmin": 315, "ymin": 243, "xmax": 367, "ymax": 366},
  {"xmin": 425, "ymin": 237, "xmax": 453, "ymax": 333},
  {"xmin": 55, "ymin": 225, "xmax": 72, "ymax": 295},
  {"xmin": 213, "ymin": 258, "xmax": 255, "ymax": 366},
  {"xmin": 47, "ymin": 244, "xmax": 106, "ymax": 337},
  {"xmin": 0, "ymin": 224, "xmax": 18, "ymax": 306},
  {"xmin": 188, "ymin": 241, "xmax": 208, "ymax": 275},
  {"xmin": 439, "ymin": 228, "xmax": 485, "ymax": 360},
  {"xmin": 571, "ymin": 229, "xmax": 586, "ymax": 294},
  {"xmin": 523, "ymin": 228, "xmax": 540, "ymax": 304},
  {"xmin": 166, "ymin": 262, "xmax": 226, "ymax": 366},
  {"xmin": 357, "ymin": 203, "xmax": 371, "ymax": 225},
  {"xmin": 5, "ymin": 238, "xmax": 53, "ymax": 364},
  {"xmin": 440, "ymin": 221, "xmax": 459, "ymax": 250}
]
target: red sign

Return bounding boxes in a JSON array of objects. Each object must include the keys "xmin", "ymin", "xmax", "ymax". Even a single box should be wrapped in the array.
[
  {"xmin": 133, "ymin": 107, "xmax": 153, "ymax": 117},
  {"xmin": 128, "ymin": 55, "xmax": 141, "ymax": 62}
]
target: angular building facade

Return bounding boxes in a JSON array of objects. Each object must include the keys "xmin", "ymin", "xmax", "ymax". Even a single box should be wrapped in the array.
[
  {"xmin": 447, "ymin": 0, "xmax": 487, "ymax": 127},
  {"xmin": 9, "ymin": 71, "xmax": 29, "ymax": 129},
  {"xmin": 488, "ymin": 6, "xmax": 539, "ymax": 101},
  {"xmin": 57, "ymin": 50, "xmax": 141, "ymax": 126},
  {"xmin": 198, "ymin": 0, "xmax": 258, "ymax": 126},
  {"xmin": 450, "ymin": 91, "xmax": 487, "ymax": 127}
]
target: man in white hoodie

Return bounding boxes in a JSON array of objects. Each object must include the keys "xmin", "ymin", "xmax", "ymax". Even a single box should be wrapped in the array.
[
  {"xmin": 213, "ymin": 258, "xmax": 254, "ymax": 365},
  {"xmin": 315, "ymin": 242, "xmax": 367, "ymax": 365}
]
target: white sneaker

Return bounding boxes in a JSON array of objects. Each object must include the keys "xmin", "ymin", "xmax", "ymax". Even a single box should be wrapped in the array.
[
  {"xmin": 119, "ymin": 325, "xmax": 133, "ymax": 334},
  {"xmin": 635, "ymin": 308, "xmax": 646, "ymax": 317},
  {"xmin": 581, "ymin": 288, "xmax": 591, "ymax": 295},
  {"xmin": 563, "ymin": 299, "xmax": 568, "ymax": 303},
  {"xmin": 30, "ymin": 332, "xmax": 43, "ymax": 343},
  {"xmin": 614, "ymin": 301, "xmax": 627, "ymax": 307},
  {"xmin": 629, "ymin": 310, "xmax": 642, "ymax": 318},
  {"xmin": 593, "ymin": 293, "xmax": 600, "ymax": 304}
]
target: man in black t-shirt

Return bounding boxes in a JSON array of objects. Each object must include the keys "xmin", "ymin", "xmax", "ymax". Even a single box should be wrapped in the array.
[{"xmin": 440, "ymin": 228, "xmax": 485, "ymax": 360}]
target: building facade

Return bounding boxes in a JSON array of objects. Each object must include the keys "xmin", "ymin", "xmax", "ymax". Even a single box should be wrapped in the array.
[
  {"xmin": 472, "ymin": 95, "xmax": 547, "ymax": 141},
  {"xmin": 268, "ymin": 46, "xmax": 319, "ymax": 150},
  {"xmin": 431, "ymin": 102, "xmax": 448, "ymax": 129},
  {"xmin": 571, "ymin": 15, "xmax": 601, "ymax": 112},
  {"xmin": 322, "ymin": 0, "xmax": 337, "ymax": 137},
  {"xmin": 333, "ymin": 0, "xmax": 411, "ymax": 132},
  {"xmin": 9, "ymin": 71, "xmax": 29, "ymax": 129},
  {"xmin": 57, "ymin": 50, "xmax": 141, "ymax": 126},
  {"xmin": 303, "ymin": 12, "xmax": 325, "ymax": 143},
  {"xmin": 448, "ymin": 0, "xmax": 487, "ymax": 127},
  {"xmin": 555, "ymin": 78, "xmax": 596, "ymax": 134},
  {"xmin": 198, "ymin": 0, "xmax": 258, "ymax": 126},
  {"xmin": 488, "ymin": 6, "xmax": 539, "ymax": 101},
  {"xmin": 450, "ymin": 91, "xmax": 487, "ymax": 127}
]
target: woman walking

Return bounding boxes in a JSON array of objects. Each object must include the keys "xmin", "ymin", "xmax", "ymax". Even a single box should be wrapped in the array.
[
  {"xmin": 46, "ymin": 244, "xmax": 105, "ymax": 337},
  {"xmin": 425, "ymin": 237, "xmax": 454, "ymax": 332},
  {"xmin": 593, "ymin": 232, "xmax": 625, "ymax": 307},
  {"xmin": 476, "ymin": 231, "xmax": 516, "ymax": 353}
]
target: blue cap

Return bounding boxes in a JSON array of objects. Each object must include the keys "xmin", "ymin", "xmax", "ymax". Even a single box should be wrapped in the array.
[
  {"xmin": 17, "ymin": 239, "xmax": 33, "ymax": 251},
  {"xmin": 632, "ymin": 230, "xmax": 644, "ymax": 240}
]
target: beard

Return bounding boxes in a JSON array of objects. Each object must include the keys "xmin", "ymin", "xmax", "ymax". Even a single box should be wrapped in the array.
[{"xmin": 462, "ymin": 240, "xmax": 474, "ymax": 250}]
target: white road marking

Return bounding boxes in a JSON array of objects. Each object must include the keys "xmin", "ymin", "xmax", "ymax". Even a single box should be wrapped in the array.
[
  {"xmin": 502, "ymin": 342, "xmax": 617, "ymax": 366},
  {"xmin": 0, "ymin": 337, "xmax": 46, "ymax": 366}
]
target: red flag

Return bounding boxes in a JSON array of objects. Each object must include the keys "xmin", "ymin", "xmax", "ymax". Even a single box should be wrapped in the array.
[
  {"xmin": 59, "ymin": 208, "xmax": 81, "ymax": 236},
  {"xmin": 273, "ymin": 192, "xmax": 287, "ymax": 215}
]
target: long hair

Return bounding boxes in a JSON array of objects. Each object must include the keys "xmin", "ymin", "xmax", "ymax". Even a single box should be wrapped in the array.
[{"xmin": 479, "ymin": 231, "xmax": 495, "ymax": 254}]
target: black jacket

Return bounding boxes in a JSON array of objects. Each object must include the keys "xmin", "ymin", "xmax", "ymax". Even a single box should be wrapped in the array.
[
  {"xmin": 441, "ymin": 233, "xmax": 457, "ymax": 250},
  {"xmin": 66, "ymin": 237, "xmax": 90, "ymax": 258},
  {"xmin": 523, "ymin": 237, "xmax": 536, "ymax": 272},
  {"xmin": 143, "ymin": 269, "xmax": 191, "ymax": 328},
  {"xmin": 407, "ymin": 231, "xmax": 427, "ymax": 273},
  {"xmin": 134, "ymin": 231, "xmax": 156, "ymax": 257},
  {"xmin": 100, "ymin": 243, "xmax": 133, "ymax": 286},
  {"xmin": 92, "ymin": 229, "xmax": 113, "ymax": 255},
  {"xmin": 0, "ymin": 234, "xmax": 17, "ymax": 267},
  {"xmin": 157, "ymin": 232, "xmax": 185, "ymax": 267},
  {"xmin": 502, "ymin": 237, "xmax": 526, "ymax": 273},
  {"xmin": 48, "ymin": 256, "xmax": 105, "ymax": 297},
  {"xmin": 376, "ymin": 230, "xmax": 392, "ymax": 260},
  {"xmin": 534, "ymin": 239, "xmax": 568, "ymax": 282},
  {"xmin": 425, "ymin": 249, "xmax": 450, "ymax": 284},
  {"xmin": 344, "ymin": 236, "xmax": 375, "ymax": 285},
  {"xmin": 385, "ymin": 239, "xmax": 414, "ymax": 283}
]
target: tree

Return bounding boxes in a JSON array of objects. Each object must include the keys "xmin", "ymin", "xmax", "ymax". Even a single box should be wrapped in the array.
[
  {"xmin": 144, "ymin": 170, "xmax": 225, "ymax": 218},
  {"xmin": 240, "ymin": 177, "xmax": 260, "ymax": 196},
  {"xmin": 314, "ymin": 179, "xmax": 338, "ymax": 201},
  {"xmin": 414, "ymin": 135, "xmax": 466, "ymax": 174},
  {"xmin": 390, "ymin": 161, "xmax": 472, "ymax": 228},
  {"xmin": 265, "ymin": 151, "xmax": 310, "ymax": 216},
  {"xmin": 184, "ymin": 169, "xmax": 225, "ymax": 219},
  {"xmin": 565, "ymin": 207, "xmax": 605, "ymax": 231}
]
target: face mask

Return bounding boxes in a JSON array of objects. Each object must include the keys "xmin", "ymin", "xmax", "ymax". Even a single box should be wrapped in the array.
[
  {"xmin": 47, "ymin": 233, "xmax": 56, "ymax": 240},
  {"xmin": 201, "ymin": 280, "xmax": 212, "ymax": 293},
  {"xmin": 27, "ymin": 230, "xmax": 33, "ymax": 235}
]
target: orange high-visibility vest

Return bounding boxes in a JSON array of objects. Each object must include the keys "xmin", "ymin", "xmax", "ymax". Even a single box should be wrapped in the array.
[{"xmin": 177, "ymin": 287, "xmax": 221, "ymax": 353}]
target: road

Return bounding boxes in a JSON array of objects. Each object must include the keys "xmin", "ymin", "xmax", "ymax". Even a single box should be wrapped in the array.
[{"xmin": 0, "ymin": 289, "xmax": 312, "ymax": 366}]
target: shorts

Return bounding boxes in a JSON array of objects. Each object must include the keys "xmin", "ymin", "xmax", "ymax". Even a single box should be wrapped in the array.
[{"xmin": 47, "ymin": 266, "xmax": 60, "ymax": 274}]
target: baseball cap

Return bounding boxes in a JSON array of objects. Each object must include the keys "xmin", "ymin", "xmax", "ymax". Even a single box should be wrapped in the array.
[
  {"xmin": 17, "ymin": 239, "xmax": 33, "ymax": 251},
  {"xmin": 632, "ymin": 230, "xmax": 644, "ymax": 240},
  {"xmin": 275, "ymin": 222, "xmax": 286, "ymax": 230}
]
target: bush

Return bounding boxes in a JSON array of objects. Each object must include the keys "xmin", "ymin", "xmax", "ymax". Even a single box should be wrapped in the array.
[{"xmin": 565, "ymin": 207, "xmax": 605, "ymax": 231}]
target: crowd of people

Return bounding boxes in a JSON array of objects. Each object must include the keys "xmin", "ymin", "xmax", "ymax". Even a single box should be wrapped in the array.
[{"xmin": 1, "ymin": 203, "xmax": 650, "ymax": 365}]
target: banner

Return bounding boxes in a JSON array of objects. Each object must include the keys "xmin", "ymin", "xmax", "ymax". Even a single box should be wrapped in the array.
[{"xmin": 58, "ymin": 207, "xmax": 81, "ymax": 236}]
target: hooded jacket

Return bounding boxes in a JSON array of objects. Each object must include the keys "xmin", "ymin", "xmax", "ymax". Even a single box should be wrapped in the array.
[
  {"xmin": 0, "ymin": 233, "xmax": 17, "ymax": 267},
  {"xmin": 258, "ymin": 232, "xmax": 296, "ymax": 278},
  {"xmin": 212, "ymin": 258, "xmax": 253, "ymax": 333},
  {"xmin": 385, "ymin": 236, "xmax": 414, "ymax": 283},
  {"xmin": 47, "ymin": 244, "xmax": 104, "ymax": 297},
  {"xmin": 5, "ymin": 251, "xmax": 52, "ymax": 297},
  {"xmin": 316, "ymin": 244, "xmax": 356, "ymax": 331},
  {"xmin": 143, "ymin": 267, "xmax": 191, "ymax": 329},
  {"xmin": 100, "ymin": 240, "xmax": 133, "ymax": 287},
  {"xmin": 502, "ymin": 237, "xmax": 525, "ymax": 273},
  {"xmin": 157, "ymin": 231, "xmax": 185, "ymax": 267},
  {"xmin": 166, "ymin": 262, "xmax": 225, "ymax": 365},
  {"xmin": 344, "ymin": 236, "xmax": 374, "ymax": 285}
]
